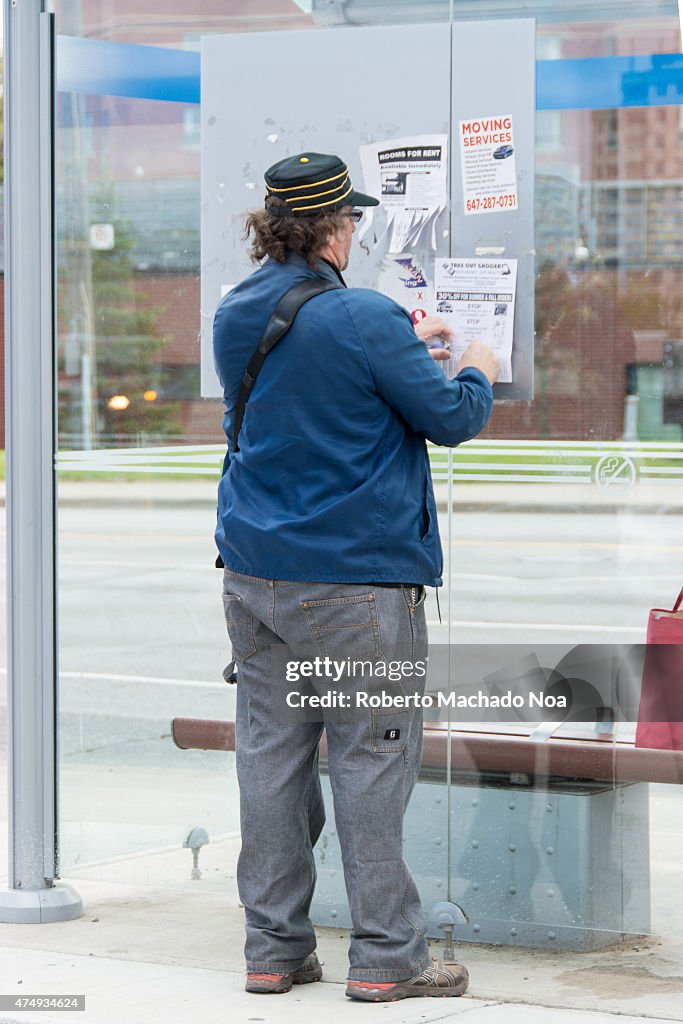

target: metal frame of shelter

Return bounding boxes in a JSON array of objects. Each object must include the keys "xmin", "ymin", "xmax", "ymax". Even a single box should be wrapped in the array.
[
  {"xmin": 0, "ymin": 0, "xmax": 681, "ymax": 926},
  {"xmin": 0, "ymin": 0, "xmax": 81, "ymax": 922}
]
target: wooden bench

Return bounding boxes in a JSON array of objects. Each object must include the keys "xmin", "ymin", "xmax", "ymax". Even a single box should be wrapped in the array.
[{"xmin": 171, "ymin": 717, "xmax": 683, "ymax": 785}]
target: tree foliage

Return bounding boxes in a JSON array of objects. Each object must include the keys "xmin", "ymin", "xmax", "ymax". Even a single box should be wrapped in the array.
[{"xmin": 59, "ymin": 188, "xmax": 184, "ymax": 444}]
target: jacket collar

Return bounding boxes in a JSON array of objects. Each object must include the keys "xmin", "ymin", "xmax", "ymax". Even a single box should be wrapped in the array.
[{"xmin": 283, "ymin": 250, "xmax": 347, "ymax": 288}]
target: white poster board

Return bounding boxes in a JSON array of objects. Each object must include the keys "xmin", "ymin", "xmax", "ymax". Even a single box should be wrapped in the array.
[{"xmin": 201, "ymin": 20, "xmax": 534, "ymax": 399}]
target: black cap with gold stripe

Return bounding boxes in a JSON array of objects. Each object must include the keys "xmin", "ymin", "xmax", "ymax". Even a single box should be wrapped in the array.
[{"xmin": 264, "ymin": 152, "xmax": 379, "ymax": 218}]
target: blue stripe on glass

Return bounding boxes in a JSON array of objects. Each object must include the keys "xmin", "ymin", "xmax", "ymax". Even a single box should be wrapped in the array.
[
  {"xmin": 56, "ymin": 35, "xmax": 683, "ymax": 111},
  {"xmin": 537, "ymin": 52, "xmax": 683, "ymax": 110},
  {"xmin": 57, "ymin": 36, "xmax": 200, "ymax": 105}
]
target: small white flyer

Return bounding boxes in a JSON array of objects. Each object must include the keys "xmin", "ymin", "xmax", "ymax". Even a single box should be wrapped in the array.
[
  {"xmin": 458, "ymin": 115, "xmax": 518, "ymax": 216},
  {"xmin": 433, "ymin": 257, "xmax": 518, "ymax": 382},
  {"xmin": 359, "ymin": 135, "xmax": 448, "ymax": 253}
]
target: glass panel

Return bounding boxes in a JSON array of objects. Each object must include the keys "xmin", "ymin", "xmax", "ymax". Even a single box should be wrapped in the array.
[
  {"xmin": 442, "ymin": 7, "xmax": 682, "ymax": 956},
  {"xmin": 56, "ymin": 80, "xmax": 237, "ymax": 879},
  {"xmin": 52, "ymin": 0, "xmax": 682, "ymax": 981}
]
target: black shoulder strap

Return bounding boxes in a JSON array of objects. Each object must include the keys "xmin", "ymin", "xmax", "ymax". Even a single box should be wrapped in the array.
[{"xmin": 232, "ymin": 277, "xmax": 341, "ymax": 452}]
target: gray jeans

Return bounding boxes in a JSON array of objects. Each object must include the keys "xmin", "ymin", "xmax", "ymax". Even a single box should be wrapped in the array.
[{"xmin": 221, "ymin": 567, "xmax": 431, "ymax": 982}]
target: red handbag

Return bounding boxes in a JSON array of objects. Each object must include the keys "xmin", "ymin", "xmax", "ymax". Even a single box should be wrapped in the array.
[{"xmin": 635, "ymin": 586, "xmax": 683, "ymax": 750}]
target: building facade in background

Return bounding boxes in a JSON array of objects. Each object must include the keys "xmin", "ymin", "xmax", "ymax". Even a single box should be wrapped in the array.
[{"xmin": 53, "ymin": 1, "xmax": 683, "ymax": 448}]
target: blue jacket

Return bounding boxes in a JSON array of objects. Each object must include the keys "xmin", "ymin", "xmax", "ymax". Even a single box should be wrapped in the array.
[{"xmin": 213, "ymin": 252, "xmax": 493, "ymax": 586}]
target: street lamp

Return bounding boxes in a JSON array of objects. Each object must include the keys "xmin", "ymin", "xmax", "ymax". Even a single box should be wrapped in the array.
[{"xmin": 108, "ymin": 394, "xmax": 130, "ymax": 411}]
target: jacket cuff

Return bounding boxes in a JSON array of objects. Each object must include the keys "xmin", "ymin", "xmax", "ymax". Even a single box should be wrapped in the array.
[{"xmin": 456, "ymin": 365, "xmax": 494, "ymax": 395}]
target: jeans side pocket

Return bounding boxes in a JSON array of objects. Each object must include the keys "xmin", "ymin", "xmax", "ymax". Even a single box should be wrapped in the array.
[
  {"xmin": 222, "ymin": 593, "xmax": 257, "ymax": 662},
  {"xmin": 371, "ymin": 709, "xmax": 412, "ymax": 753}
]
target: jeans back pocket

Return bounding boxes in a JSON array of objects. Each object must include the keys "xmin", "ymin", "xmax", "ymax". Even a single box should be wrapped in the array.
[{"xmin": 301, "ymin": 592, "xmax": 383, "ymax": 661}]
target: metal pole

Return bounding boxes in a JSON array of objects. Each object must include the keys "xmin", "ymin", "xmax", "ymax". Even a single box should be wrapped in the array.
[{"xmin": 0, "ymin": 0, "xmax": 82, "ymax": 922}]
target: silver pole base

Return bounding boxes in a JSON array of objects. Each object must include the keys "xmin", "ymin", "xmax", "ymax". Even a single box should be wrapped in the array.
[{"xmin": 0, "ymin": 882, "xmax": 83, "ymax": 923}]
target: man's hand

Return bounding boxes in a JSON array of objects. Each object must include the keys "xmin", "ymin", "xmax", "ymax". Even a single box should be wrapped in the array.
[
  {"xmin": 455, "ymin": 339, "xmax": 499, "ymax": 385},
  {"xmin": 414, "ymin": 316, "xmax": 453, "ymax": 362}
]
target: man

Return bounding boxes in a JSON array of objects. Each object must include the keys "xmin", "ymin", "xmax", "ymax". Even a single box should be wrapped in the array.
[{"xmin": 213, "ymin": 152, "xmax": 498, "ymax": 1001}]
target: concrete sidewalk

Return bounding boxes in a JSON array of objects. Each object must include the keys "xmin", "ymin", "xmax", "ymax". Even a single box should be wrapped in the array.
[
  {"xmin": 6, "ymin": 944, "xmax": 671, "ymax": 1024},
  {"xmin": 2, "ymin": 742, "xmax": 683, "ymax": 1024},
  {"xmin": 38, "ymin": 477, "xmax": 683, "ymax": 510},
  {"xmin": 1, "ymin": 874, "xmax": 683, "ymax": 1024},
  {"xmin": 2, "ymin": 467, "xmax": 682, "ymax": 514}
]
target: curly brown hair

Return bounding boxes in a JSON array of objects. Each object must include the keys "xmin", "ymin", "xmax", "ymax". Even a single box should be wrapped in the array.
[{"xmin": 243, "ymin": 197, "xmax": 348, "ymax": 267}]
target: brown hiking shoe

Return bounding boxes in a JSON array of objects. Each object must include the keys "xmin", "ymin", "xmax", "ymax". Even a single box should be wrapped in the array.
[
  {"xmin": 245, "ymin": 952, "xmax": 323, "ymax": 994},
  {"xmin": 345, "ymin": 958, "xmax": 469, "ymax": 1001}
]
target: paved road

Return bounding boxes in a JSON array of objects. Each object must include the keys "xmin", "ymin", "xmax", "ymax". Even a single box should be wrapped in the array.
[
  {"xmin": 56, "ymin": 500, "xmax": 680, "ymax": 674},
  {"xmin": 48, "ymin": 498, "xmax": 683, "ymax": 766},
  {"xmin": 3, "ymin": 495, "xmax": 681, "ymax": 745},
  {"xmin": 51, "ymin": 498, "xmax": 679, "ymax": 759}
]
